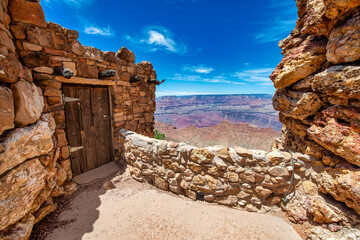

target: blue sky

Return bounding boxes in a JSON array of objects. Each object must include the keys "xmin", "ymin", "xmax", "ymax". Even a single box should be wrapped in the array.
[{"xmin": 41, "ymin": 0, "xmax": 297, "ymax": 97}]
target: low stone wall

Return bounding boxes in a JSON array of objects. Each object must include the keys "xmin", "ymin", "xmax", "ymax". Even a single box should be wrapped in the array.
[{"xmin": 121, "ymin": 130, "xmax": 360, "ymax": 239}]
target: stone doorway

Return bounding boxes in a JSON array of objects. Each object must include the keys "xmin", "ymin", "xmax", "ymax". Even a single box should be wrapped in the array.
[{"xmin": 63, "ymin": 85, "xmax": 113, "ymax": 176}]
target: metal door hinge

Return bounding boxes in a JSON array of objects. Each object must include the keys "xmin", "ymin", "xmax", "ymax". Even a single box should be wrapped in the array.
[{"xmin": 70, "ymin": 146, "xmax": 84, "ymax": 154}]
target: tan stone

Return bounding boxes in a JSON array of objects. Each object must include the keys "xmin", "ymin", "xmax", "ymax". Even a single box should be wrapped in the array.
[
  {"xmin": 0, "ymin": 214, "xmax": 35, "ymax": 240},
  {"xmin": 22, "ymin": 42, "xmax": 42, "ymax": 51},
  {"xmin": 34, "ymin": 203, "xmax": 57, "ymax": 224},
  {"xmin": 33, "ymin": 66, "xmax": 53, "ymax": 75},
  {"xmin": 216, "ymin": 146, "xmax": 234, "ymax": 163},
  {"xmin": 255, "ymin": 186, "xmax": 272, "ymax": 199},
  {"xmin": 71, "ymin": 40, "xmax": 85, "ymax": 56},
  {"xmin": 240, "ymin": 170, "xmax": 256, "ymax": 183},
  {"xmin": 190, "ymin": 148, "xmax": 214, "ymax": 164},
  {"xmin": 154, "ymin": 175, "xmax": 168, "ymax": 191},
  {"xmin": 0, "ymin": 86, "xmax": 14, "ymax": 135},
  {"xmin": 116, "ymin": 46, "xmax": 135, "ymax": 63},
  {"xmin": 268, "ymin": 166, "xmax": 289, "ymax": 177},
  {"xmin": 8, "ymin": 0, "xmax": 47, "ymax": 27},
  {"xmin": 234, "ymin": 146, "xmax": 252, "ymax": 157},
  {"xmin": 319, "ymin": 165, "xmax": 360, "ymax": 215},
  {"xmin": 0, "ymin": 159, "xmax": 47, "ymax": 231},
  {"xmin": 205, "ymin": 175, "xmax": 217, "ymax": 189},
  {"xmin": 11, "ymin": 81, "xmax": 44, "ymax": 126},
  {"xmin": 326, "ymin": 13, "xmax": 360, "ymax": 64},
  {"xmin": 273, "ymin": 90, "xmax": 322, "ymax": 120},
  {"xmin": 228, "ymin": 172, "xmax": 239, "ymax": 183},
  {"xmin": 193, "ymin": 175, "xmax": 205, "ymax": 185},
  {"xmin": 0, "ymin": 53, "xmax": 21, "ymax": 83},
  {"xmin": 302, "ymin": 181, "xmax": 318, "ymax": 196},
  {"xmin": 0, "ymin": 120, "xmax": 53, "ymax": 175},
  {"xmin": 270, "ymin": 36, "xmax": 327, "ymax": 89}
]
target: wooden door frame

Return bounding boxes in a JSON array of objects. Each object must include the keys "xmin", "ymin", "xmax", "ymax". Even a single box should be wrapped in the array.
[{"xmin": 62, "ymin": 83, "xmax": 115, "ymax": 172}]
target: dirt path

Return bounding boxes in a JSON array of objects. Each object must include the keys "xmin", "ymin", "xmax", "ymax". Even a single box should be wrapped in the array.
[{"xmin": 32, "ymin": 170, "xmax": 302, "ymax": 240}]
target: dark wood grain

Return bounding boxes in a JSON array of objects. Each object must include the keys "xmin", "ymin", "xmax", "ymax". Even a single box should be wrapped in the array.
[{"xmin": 63, "ymin": 85, "xmax": 112, "ymax": 176}]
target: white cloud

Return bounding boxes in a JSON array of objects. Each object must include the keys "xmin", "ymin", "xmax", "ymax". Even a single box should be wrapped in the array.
[
  {"xmin": 170, "ymin": 73, "xmax": 243, "ymax": 85},
  {"xmin": 125, "ymin": 26, "xmax": 188, "ymax": 54},
  {"xmin": 85, "ymin": 26, "xmax": 114, "ymax": 37},
  {"xmin": 233, "ymin": 68, "xmax": 274, "ymax": 84},
  {"xmin": 183, "ymin": 64, "xmax": 214, "ymax": 74}
]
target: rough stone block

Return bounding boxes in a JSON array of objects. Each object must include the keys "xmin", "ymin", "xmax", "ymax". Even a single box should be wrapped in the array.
[
  {"xmin": 0, "ymin": 86, "xmax": 14, "ymax": 135},
  {"xmin": 8, "ymin": 0, "xmax": 47, "ymax": 27},
  {"xmin": 11, "ymin": 81, "xmax": 44, "ymax": 126}
]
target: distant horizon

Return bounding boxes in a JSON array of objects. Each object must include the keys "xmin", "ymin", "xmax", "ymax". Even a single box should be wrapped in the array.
[{"xmin": 156, "ymin": 92, "xmax": 274, "ymax": 98}]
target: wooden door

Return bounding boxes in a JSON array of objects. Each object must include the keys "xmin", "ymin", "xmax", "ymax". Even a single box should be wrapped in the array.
[{"xmin": 63, "ymin": 85, "xmax": 113, "ymax": 176}]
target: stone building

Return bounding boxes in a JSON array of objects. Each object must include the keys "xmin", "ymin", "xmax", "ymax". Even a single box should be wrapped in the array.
[{"xmin": 0, "ymin": 0, "xmax": 359, "ymax": 239}]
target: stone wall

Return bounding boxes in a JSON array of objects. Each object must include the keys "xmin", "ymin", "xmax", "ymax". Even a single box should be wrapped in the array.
[
  {"xmin": 120, "ymin": 130, "xmax": 360, "ymax": 239},
  {"xmin": 0, "ymin": 0, "xmax": 158, "ymax": 238}
]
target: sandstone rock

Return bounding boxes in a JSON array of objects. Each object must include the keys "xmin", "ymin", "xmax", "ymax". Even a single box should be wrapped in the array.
[
  {"xmin": 279, "ymin": 114, "xmax": 308, "ymax": 137},
  {"xmin": 0, "ymin": 25, "xmax": 16, "ymax": 53},
  {"xmin": 34, "ymin": 203, "xmax": 57, "ymax": 224},
  {"xmin": 228, "ymin": 172, "xmax": 239, "ymax": 183},
  {"xmin": 267, "ymin": 150, "xmax": 285, "ymax": 164},
  {"xmin": 296, "ymin": 0, "xmax": 329, "ymax": 36},
  {"xmin": 0, "ymin": 120, "xmax": 53, "ymax": 175},
  {"xmin": 23, "ymin": 42, "xmax": 42, "ymax": 51},
  {"xmin": 63, "ymin": 62, "xmax": 77, "ymax": 76},
  {"xmin": 0, "ymin": 53, "xmax": 21, "ymax": 83},
  {"xmin": 309, "ymin": 197, "xmax": 343, "ymax": 224},
  {"xmin": 307, "ymin": 106, "xmax": 360, "ymax": 167},
  {"xmin": 273, "ymin": 89, "xmax": 322, "ymax": 120},
  {"xmin": 0, "ymin": 214, "xmax": 35, "ymax": 240},
  {"xmin": 154, "ymin": 175, "xmax": 168, "ymax": 191},
  {"xmin": 301, "ymin": 181, "xmax": 318, "ymax": 196},
  {"xmin": 33, "ymin": 66, "xmax": 53, "ymax": 75},
  {"xmin": 116, "ymin": 47, "xmax": 135, "ymax": 63},
  {"xmin": 193, "ymin": 175, "xmax": 205, "ymax": 185},
  {"xmin": 0, "ymin": 159, "xmax": 47, "ymax": 231},
  {"xmin": 190, "ymin": 148, "xmax": 214, "ymax": 164},
  {"xmin": 216, "ymin": 146, "xmax": 234, "ymax": 163},
  {"xmin": 233, "ymin": 146, "xmax": 253, "ymax": 157},
  {"xmin": 255, "ymin": 186, "xmax": 272, "ymax": 199},
  {"xmin": 11, "ymin": 81, "xmax": 44, "ymax": 126},
  {"xmin": 77, "ymin": 61, "xmax": 98, "ymax": 79},
  {"xmin": 268, "ymin": 166, "xmax": 289, "ymax": 177},
  {"xmin": 239, "ymin": 170, "xmax": 256, "ymax": 183},
  {"xmin": 270, "ymin": 36, "xmax": 327, "ymax": 89},
  {"xmin": 205, "ymin": 175, "xmax": 217, "ymax": 189},
  {"xmin": 324, "ymin": 0, "xmax": 360, "ymax": 21},
  {"xmin": 8, "ymin": 0, "xmax": 47, "ymax": 27},
  {"xmin": 0, "ymin": 86, "xmax": 14, "ymax": 135},
  {"xmin": 20, "ymin": 51, "xmax": 51, "ymax": 68},
  {"xmin": 326, "ymin": 14, "xmax": 360, "ymax": 64},
  {"xmin": 26, "ymin": 26, "xmax": 53, "ymax": 48},
  {"xmin": 311, "ymin": 65, "xmax": 360, "ymax": 99},
  {"xmin": 319, "ymin": 165, "xmax": 360, "ymax": 214},
  {"xmin": 71, "ymin": 40, "xmax": 85, "ymax": 56}
]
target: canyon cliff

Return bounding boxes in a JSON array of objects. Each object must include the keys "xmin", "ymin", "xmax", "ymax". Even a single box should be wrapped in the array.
[{"xmin": 155, "ymin": 94, "xmax": 283, "ymax": 131}]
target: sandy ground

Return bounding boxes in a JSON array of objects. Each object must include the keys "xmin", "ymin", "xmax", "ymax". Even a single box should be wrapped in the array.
[{"xmin": 32, "ymin": 165, "xmax": 302, "ymax": 240}]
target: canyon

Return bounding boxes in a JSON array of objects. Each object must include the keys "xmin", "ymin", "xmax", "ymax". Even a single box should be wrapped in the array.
[
  {"xmin": 155, "ymin": 120, "xmax": 280, "ymax": 151},
  {"xmin": 155, "ymin": 94, "xmax": 283, "ymax": 131}
]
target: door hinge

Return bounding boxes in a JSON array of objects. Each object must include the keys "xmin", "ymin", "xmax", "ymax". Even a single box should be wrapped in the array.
[
  {"xmin": 62, "ymin": 94, "xmax": 80, "ymax": 103},
  {"xmin": 69, "ymin": 146, "xmax": 84, "ymax": 154}
]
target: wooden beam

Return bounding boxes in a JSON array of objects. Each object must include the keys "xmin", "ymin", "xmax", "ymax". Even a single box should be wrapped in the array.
[{"xmin": 56, "ymin": 76, "xmax": 116, "ymax": 86}]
